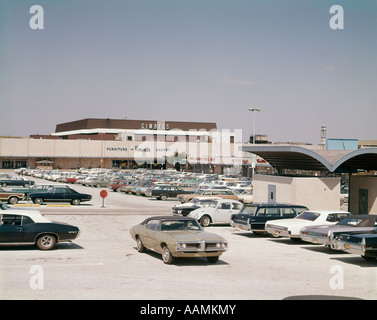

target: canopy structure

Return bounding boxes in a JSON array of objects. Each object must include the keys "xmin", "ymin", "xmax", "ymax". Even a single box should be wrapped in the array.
[{"xmin": 242, "ymin": 145, "xmax": 377, "ymax": 173}]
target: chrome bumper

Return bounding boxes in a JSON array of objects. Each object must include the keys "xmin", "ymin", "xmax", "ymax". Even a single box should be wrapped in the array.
[
  {"xmin": 230, "ymin": 221, "xmax": 251, "ymax": 231},
  {"xmin": 265, "ymin": 225, "xmax": 290, "ymax": 237}
]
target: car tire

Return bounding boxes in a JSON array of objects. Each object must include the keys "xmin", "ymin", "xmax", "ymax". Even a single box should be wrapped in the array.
[
  {"xmin": 71, "ymin": 198, "xmax": 81, "ymax": 205},
  {"xmin": 36, "ymin": 234, "xmax": 56, "ymax": 250},
  {"xmin": 136, "ymin": 236, "xmax": 145, "ymax": 253},
  {"xmin": 162, "ymin": 245, "xmax": 174, "ymax": 264},
  {"xmin": 207, "ymin": 256, "xmax": 219, "ymax": 263},
  {"xmin": 199, "ymin": 215, "xmax": 211, "ymax": 227},
  {"xmin": 33, "ymin": 197, "xmax": 43, "ymax": 205},
  {"xmin": 8, "ymin": 196, "xmax": 19, "ymax": 204},
  {"xmin": 160, "ymin": 194, "xmax": 168, "ymax": 201},
  {"xmin": 2, "ymin": 183, "xmax": 7, "ymax": 187}
]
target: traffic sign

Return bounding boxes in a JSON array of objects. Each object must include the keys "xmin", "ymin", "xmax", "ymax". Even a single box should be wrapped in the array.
[{"xmin": 100, "ymin": 190, "xmax": 108, "ymax": 198}]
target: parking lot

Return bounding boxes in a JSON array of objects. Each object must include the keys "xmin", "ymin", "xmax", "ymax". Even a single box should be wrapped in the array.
[{"xmin": 0, "ymin": 175, "xmax": 376, "ymax": 301}]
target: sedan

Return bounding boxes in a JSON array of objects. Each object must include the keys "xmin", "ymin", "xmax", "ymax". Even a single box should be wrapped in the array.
[
  {"xmin": 265, "ymin": 210, "xmax": 350, "ymax": 241},
  {"xmin": 29, "ymin": 186, "xmax": 92, "ymax": 205},
  {"xmin": 130, "ymin": 216, "xmax": 228, "ymax": 264},
  {"xmin": 187, "ymin": 199, "xmax": 243, "ymax": 227},
  {"xmin": 146, "ymin": 185, "xmax": 193, "ymax": 200},
  {"xmin": 0, "ymin": 211, "xmax": 80, "ymax": 250},
  {"xmin": 0, "ymin": 176, "xmax": 35, "ymax": 187},
  {"xmin": 300, "ymin": 214, "xmax": 377, "ymax": 247}
]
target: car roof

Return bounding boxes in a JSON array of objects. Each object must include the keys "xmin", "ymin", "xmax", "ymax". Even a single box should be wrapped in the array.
[
  {"xmin": 141, "ymin": 216, "xmax": 197, "ymax": 223},
  {"xmin": 245, "ymin": 203, "xmax": 308, "ymax": 208},
  {"xmin": 1, "ymin": 210, "xmax": 51, "ymax": 223}
]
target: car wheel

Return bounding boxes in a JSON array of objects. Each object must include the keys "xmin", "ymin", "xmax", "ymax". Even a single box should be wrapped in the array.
[
  {"xmin": 136, "ymin": 236, "xmax": 145, "ymax": 253},
  {"xmin": 2, "ymin": 183, "xmax": 7, "ymax": 187},
  {"xmin": 160, "ymin": 194, "xmax": 168, "ymax": 201},
  {"xmin": 362, "ymin": 255, "xmax": 376, "ymax": 261},
  {"xmin": 71, "ymin": 198, "xmax": 81, "ymax": 205},
  {"xmin": 207, "ymin": 256, "xmax": 219, "ymax": 263},
  {"xmin": 33, "ymin": 197, "xmax": 43, "ymax": 205},
  {"xmin": 162, "ymin": 245, "xmax": 174, "ymax": 264},
  {"xmin": 36, "ymin": 234, "xmax": 56, "ymax": 250},
  {"xmin": 199, "ymin": 215, "xmax": 211, "ymax": 227},
  {"xmin": 8, "ymin": 196, "xmax": 19, "ymax": 204}
]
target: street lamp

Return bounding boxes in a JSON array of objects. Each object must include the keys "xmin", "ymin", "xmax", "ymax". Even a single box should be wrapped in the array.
[
  {"xmin": 248, "ymin": 108, "xmax": 261, "ymax": 182},
  {"xmin": 248, "ymin": 108, "xmax": 261, "ymax": 144}
]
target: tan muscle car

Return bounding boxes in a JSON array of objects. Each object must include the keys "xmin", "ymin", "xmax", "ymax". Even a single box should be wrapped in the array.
[{"xmin": 130, "ymin": 216, "xmax": 228, "ymax": 264}]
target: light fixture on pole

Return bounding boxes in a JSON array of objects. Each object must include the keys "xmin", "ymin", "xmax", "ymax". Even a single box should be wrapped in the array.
[
  {"xmin": 248, "ymin": 108, "xmax": 261, "ymax": 182},
  {"xmin": 248, "ymin": 108, "xmax": 261, "ymax": 144}
]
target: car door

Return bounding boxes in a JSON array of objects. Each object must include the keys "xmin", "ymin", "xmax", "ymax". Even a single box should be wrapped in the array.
[
  {"xmin": 0, "ymin": 214, "xmax": 24, "ymax": 242},
  {"xmin": 215, "ymin": 202, "xmax": 232, "ymax": 223},
  {"xmin": 143, "ymin": 220, "xmax": 161, "ymax": 250}
]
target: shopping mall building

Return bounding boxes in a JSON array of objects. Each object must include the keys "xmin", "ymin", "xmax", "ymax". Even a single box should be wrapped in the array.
[{"xmin": 0, "ymin": 118, "xmax": 250, "ymax": 174}]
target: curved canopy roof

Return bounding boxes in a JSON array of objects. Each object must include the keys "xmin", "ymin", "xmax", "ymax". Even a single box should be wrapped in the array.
[{"xmin": 242, "ymin": 145, "xmax": 377, "ymax": 173}]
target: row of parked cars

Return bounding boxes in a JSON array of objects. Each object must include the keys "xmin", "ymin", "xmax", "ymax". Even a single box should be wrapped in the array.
[
  {"xmin": 16, "ymin": 167, "xmax": 254, "ymax": 205},
  {"xmin": 169, "ymin": 198, "xmax": 377, "ymax": 262}
]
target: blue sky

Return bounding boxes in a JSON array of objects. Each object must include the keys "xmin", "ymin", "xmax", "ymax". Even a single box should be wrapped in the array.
[{"xmin": 1, "ymin": 0, "xmax": 376, "ymax": 144}]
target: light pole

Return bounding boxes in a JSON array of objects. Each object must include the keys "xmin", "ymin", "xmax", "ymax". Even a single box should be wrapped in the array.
[
  {"xmin": 248, "ymin": 108, "xmax": 261, "ymax": 181},
  {"xmin": 248, "ymin": 108, "xmax": 261, "ymax": 144}
]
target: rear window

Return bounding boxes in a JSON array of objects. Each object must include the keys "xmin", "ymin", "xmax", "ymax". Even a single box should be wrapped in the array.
[{"xmin": 296, "ymin": 211, "xmax": 320, "ymax": 221}]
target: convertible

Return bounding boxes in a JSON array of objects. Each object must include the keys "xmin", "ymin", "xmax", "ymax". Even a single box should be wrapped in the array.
[
  {"xmin": 300, "ymin": 214, "xmax": 377, "ymax": 247},
  {"xmin": 0, "ymin": 211, "xmax": 80, "ymax": 250},
  {"xmin": 331, "ymin": 229, "xmax": 377, "ymax": 260},
  {"xmin": 130, "ymin": 216, "xmax": 228, "ymax": 264}
]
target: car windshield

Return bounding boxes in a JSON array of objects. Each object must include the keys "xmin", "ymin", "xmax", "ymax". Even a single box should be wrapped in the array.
[
  {"xmin": 295, "ymin": 211, "xmax": 320, "ymax": 221},
  {"xmin": 161, "ymin": 220, "xmax": 202, "ymax": 231},
  {"xmin": 240, "ymin": 206, "xmax": 258, "ymax": 216}
]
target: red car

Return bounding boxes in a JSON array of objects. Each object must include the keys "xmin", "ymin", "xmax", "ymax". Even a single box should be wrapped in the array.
[{"xmin": 107, "ymin": 180, "xmax": 133, "ymax": 192}]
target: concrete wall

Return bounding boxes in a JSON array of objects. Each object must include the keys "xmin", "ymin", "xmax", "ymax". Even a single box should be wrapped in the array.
[
  {"xmin": 253, "ymin": 174, "xmax": 342, "ymax": 211},
  {"xmin": 349, "ymin": 175, "xmax": 377, "ymax": 215}
]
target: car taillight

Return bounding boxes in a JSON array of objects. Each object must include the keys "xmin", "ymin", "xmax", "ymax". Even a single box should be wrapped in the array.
[{"xmin": 361, "ymin": 238, "xmax": 366, "ymax": 254}]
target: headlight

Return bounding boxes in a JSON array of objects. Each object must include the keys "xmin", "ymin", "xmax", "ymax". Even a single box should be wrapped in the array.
[
  {"xmin": 177, "ymin": 243, "xmax": 186, "ymax": 249},
  {"xmin": 216, "ymin": 242, "xmax": 227, "ymax": 249}
]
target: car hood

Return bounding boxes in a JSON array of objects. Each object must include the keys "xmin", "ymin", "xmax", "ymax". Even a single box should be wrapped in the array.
[{"xmin": 164, "ymin": 230, "xmax": 225, "ymax": 242}]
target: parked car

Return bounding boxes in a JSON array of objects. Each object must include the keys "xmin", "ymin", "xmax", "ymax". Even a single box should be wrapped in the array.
[
  {"xmin": 107, "ymin": 180, "xmax": 133, "ymax": 192},
  {"xmin": 84, "ymin": 176, "xmax": 110, "ymax": 188},
  {"xmin": 172, "ymin": 197, "xmax": 222, "ymax": 216},
  {"xmin": 230, "ymin": 203, "xmax": 309, "ymax": 234},
  {"xmin": 331, "ymin": 229, "xmax": 377, "ymax": 260},
  {"xmin": 0, "ymin": 187, "xmax": 25, "ymax": 204},
  {"xmin": 145, "ymin": 184, "xmax": 193, "ymax": 200},
  {"xmin": 65, "ymin": 174, "xmax": 87, "ymax": 184},
  {"xmin": 188, "ymin": 199, "xmax": 243, "ymax": 227},
  {"xmin": 29, "ymin": 187, "xmax": 92, "ymax": 205},
  {"xmin": 0, "ymin": 211, "xmax": 80, "ymax": 250},
  {"xmin": 265, "ymin": 210, "xmax": 350, "ymax": 241},
  {"xmin": 177, "ymin": 188, "xmax": 239, "ymax": 203},
  {"xmin": 300, "ymin": 214, "xmax": 377, "ymax": 247},
  {"xmin": 11, "ymin": 184, "xmax": 71, "ymax": 198},
  {"xmin": 233, "ymin": 189, "xmax": 253, "ymax": 203},
  {"xmin": 0, "ymin": 176, "xmax": 35, "ymax": 187},
  {"xmin": 130, "ymin": 216, "xmax": 228, "ymax": 264}
]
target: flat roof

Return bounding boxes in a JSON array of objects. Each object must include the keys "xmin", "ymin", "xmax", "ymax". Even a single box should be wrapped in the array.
[
  {"xmin": 242, "ymin": 145, "xmax": 377, "ymax": 173},
  {"xmin": 55, "ymin": 118, "xmax": 217, "ymax": 133}
]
